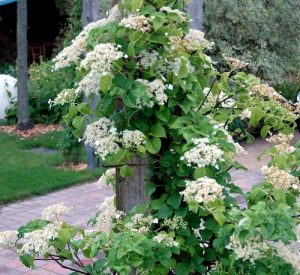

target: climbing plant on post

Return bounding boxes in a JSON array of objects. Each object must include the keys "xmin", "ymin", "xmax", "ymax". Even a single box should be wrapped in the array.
[{"xmin": 3, "ymin": 1, "xmax": 300, "ymax": 274}]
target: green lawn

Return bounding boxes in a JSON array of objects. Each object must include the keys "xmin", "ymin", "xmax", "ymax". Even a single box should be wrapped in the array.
[{"xmin": 0, "ymin": 131, "xmax": 102, "ymax": 204}]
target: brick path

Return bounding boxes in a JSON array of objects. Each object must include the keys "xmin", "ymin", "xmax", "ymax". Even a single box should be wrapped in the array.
[{"xmin": 0, "ymin": 136, "xmax": 282, "ymax": 275}]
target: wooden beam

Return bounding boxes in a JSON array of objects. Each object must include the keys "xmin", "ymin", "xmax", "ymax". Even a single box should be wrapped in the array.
[{"xmin": 186, "ymin": 0, "xmax": 204, "ymax": 30}]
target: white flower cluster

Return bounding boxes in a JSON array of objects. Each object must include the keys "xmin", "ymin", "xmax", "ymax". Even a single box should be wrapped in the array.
[
  {"xmin": 240, "ymin": 108, "xmax": 252, "ymax": 120},
  {"xmin": 153, "ymin": 233, "xmax": 178, "ymax": 247},
  {"xmin": 0, "ymin": 231, "xmax": 18, "ymax": 248},
  {"xmin": 53, "ymin": 18, "xmax": 109, "ymax": 70},
  {"xmin": 98, "ymin": 168, "xmax": 116, "ymax": 186},
  {"xmin": 20, "ymin": 223, "xmax": 59, "ymax": 256},
  {"xmin": 180, "ymin": 177, "xmax": 224, "ymax": 205},
  {"xmin": 267, "ymin": 133, "xmax": 295, "ymax": 154},
  {"xmin": 76, "ymin": 43, "xmax": 123, "ymax": 96},
  {"xmin": 95, "ymin": 196, "xmax": 122, "ymax": 232},
  {"xmin": 261, "ymin": 165, "xmax": 299, "ymax": 190},
  {"xmin": 226, "ymin": 234, "xmax": 269, "ymax": 263},
  {"xmin": 120, "ymin": 15, "xmax": 152, "ymax": 32},
  {"xmin": 50, "ymin": 88, "xmax": 77, "ymax": 106},
  {"xmin": 169, "ymin": 29, "xmax": 213, "ymax": 52},
  {"xmin": 137, "ymin": 79, "xmax": 168, "ymax": 106},
  {"xmin": 42, "ymin": 203, "xmax": 71, "ymax": 221},
  {"xmin": 182, "ymin": 138, "xmax": 223, "ymax": 168},
  {"xmin": 137, "ymin": 50, "xmax": 159, "ymax": 69},
  {"xmin": 223, "ymin": 55, "xmax": 249, "ymax": 70},
  {"xmin": 250, "ymin": 83, "xmax": 294, "ymax": 112},
  {"xmin": 272, "ymin": 241, "xmax": 300, "ymax": 273},
  {"xmin": 162, "ymin": 216, "xmax": 187, "ymax": 230},
  {"xmin": 122, "ymin": 130, "xmax": 145, "ymax": 149},
  {"xmin": 80, "ymin": 43, "xmax": 123, "ymax": 71},
  {"xmin": 84, "ymin": 118, "xmax": 119, "ymax": 159},
  {"xmin": 160, "ymin": 6, "xmax": 187, "ymax": 21},
  {"xmin": 125, "ymin": 214, "xmax": 158, "ymax": 234}
]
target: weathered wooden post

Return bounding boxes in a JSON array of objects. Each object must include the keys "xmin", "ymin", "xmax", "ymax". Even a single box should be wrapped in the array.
[
  {"xmin": 186, "ymin": 0, "xmax": 204, "ymax": 30},
  {"xmin": 111, "ymin": 0, "xmax": 149, "ymax": 213},
  {"xmin": 82, "ymin": 0, "xmax": 100, "ymax": 169}
]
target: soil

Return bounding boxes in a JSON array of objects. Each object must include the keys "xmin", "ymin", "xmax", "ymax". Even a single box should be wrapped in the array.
[{"xmin": 0, "ymin": 124, "xmax": 62, "ymax": 138}]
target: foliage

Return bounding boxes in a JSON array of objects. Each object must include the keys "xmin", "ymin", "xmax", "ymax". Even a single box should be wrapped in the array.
[
  {"xmin": 2, "ymin": 1, "xmax": 300, "ymax": 274},
  {"xmin": 0, "ymin": 63, "xmax": 16, "ymax": 77},
  {"xmin": 58, "ymin": 127, "xmax": 83, "ymax": 164},
  {"xmin": 276, "ymin": 81, "xmax": 300, "ymax": 104},
  {"xmin": 5, "ymin": 60, "xmax": 76, "ymax": 124},
  {"xmin": 0, "ymin": 131, "xmax": 101, "ymax": 204},
  {"xmin": 204, "ymin": 0, "xmax": 300, "ymax": 83}
]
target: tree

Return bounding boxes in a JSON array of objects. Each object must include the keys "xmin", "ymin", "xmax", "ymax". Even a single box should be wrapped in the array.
[
  {"xmin": 16, "ymin": 0, "xmax": 33, "ymax": 130},
  {"xmin": 186, "ymin": 0, "xmax": 203, "ymax": 30}
]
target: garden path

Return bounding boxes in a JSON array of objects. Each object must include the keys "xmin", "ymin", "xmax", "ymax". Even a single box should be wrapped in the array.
[{"xmin": 1, "ymin": 133, "xmax": 299, "ymax": 274}]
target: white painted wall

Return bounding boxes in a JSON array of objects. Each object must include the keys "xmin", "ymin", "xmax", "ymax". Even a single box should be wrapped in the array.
[{"xmin": 0, "ymin": 74, "xmax": 17, "ymax": 119}]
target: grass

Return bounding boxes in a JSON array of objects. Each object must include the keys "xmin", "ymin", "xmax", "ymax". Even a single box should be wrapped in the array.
[{"xmin": 0, "ymin": 130, "xmax": 102, "ymax": 204}]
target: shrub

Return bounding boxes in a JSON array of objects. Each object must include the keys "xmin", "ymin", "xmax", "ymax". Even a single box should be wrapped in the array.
[
  {"xmin": 5, "ymin": 60, "xmax": 77, "ymax": 124},
  {"xmin": 0, "ymin": 63, "xmax": 16, "ymax": 77},
  {"xmin": 204, "ymin": 0, "xmax": 300, "ymax": 83},
  {"xmin": 1, "ymin": 1, "xmax": 300, "ymax": 274}
]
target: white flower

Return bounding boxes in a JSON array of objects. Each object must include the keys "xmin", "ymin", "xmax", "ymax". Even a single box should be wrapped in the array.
[
  {"xmin": 20, "ymin": 223, "xmax": 59, "ymax": 256},
  {"xmin": 263, "ymin": 166, "xmax": 299, "ymax": 190},
  {"xmin": 120, "ymin": 15, "xmax": 152, "ymax": 32},
  {"xmin": 95, "ymin": 196, "xmax": 118, "ymax": 231},
  {"xmin": 137, "ymin": 50, "xmax": 159, "ymax": 69},
  {"xmin": 0, "ymin": 231, "xmax": 18, "ymax": 248},
  {"xmin": 51, "ymin": 89, "xmax": 77, "ymax": 106},
  {"xmin": 267, "ymin": 133, "xmax": 295, "ymax": 154},
  {"xmin": 125, "ymin": 214, "xmax": 158, "ymax": 234},
  {"xmin": 223, "ymin": 55, "xmax": 249, "ymax": 70},
  {"xmin": 137, "ymin": 79, "xmax": 168, "ymax": 106},
  {"xmin": 98, "ymin": 168, "xmax": 116, "ymax": 186},
  {"xmin": 41, "ymin": 203, "xmax": 71, "ymax": 221},
  {"xmin": 240, "ymin": 108, "xmax": 252, "ymax": 120},
  {"xmin": 160, "ymin": 6, "xmax": 187, "ymax": 21},
  {"xmin": 162, "ymin": 216, "xmax": 187, "ymax": 230},
  {"xmin": 153, "ymin": 233, "xmax": 178, "ymax": 247},
  {"xmin": 84, "ymin": 118, "xmax": 120, "ymax": 160},
  {"xmin": 183, "ymin": 138, "xmax": 223, "ymax": 168},
  {"xmin": 226, "ymin": 234, "xmax": 269, "ymax": 263},
  {"xmin": 180, "ymin": 177, "xmax": 224, "ymax": 205},
  {"xmin": 167, "ymin": 84, "xmax": 173, "ymax": 90},
  {"xmin": 121, "ymin": 130, "xmax": 145, "ymax": 149}
]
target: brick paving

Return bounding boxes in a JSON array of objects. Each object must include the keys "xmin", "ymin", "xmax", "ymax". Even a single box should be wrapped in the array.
[{"xmin": 1, "ymin": 135, "xmax": 290, "ymax": 274}]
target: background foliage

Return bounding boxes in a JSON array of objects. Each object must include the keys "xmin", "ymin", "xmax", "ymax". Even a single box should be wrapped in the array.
[{"xmin": 204, "ymin": 0, "xmax": 300, "ymax": 84}]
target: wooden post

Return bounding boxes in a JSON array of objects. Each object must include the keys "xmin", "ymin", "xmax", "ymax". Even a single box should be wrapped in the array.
[
  {"xmin": 116, "ymin": 156, "xmax": 148, "ymax": 213},
  {"xmin": 82, "ymin": 0, "xmax": 100, "ymax": 169},
  {"xmin": 186, "ymin": 0, "xmax": 204, "ymax": 30}
]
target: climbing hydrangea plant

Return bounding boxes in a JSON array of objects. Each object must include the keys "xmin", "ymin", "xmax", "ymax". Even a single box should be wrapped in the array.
[{"xmin": 1, "ymin": 1, "xmax": 300, "ymax": 274}]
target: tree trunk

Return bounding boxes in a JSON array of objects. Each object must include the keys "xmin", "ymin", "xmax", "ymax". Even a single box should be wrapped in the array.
[
  {"xmin": 116, "ymin": 156, "xmax": 149, "ymax": 213},
  {"xmin": 16, "ymin": 0, "xmax": 33, "ymax": 130},
  {"xmin": 186, "ymin": 0, "xmax": 204, "ymax": 30},
  {"xmin": 82, "ymin": 0, "xmax": 100, "ymax": 169}
]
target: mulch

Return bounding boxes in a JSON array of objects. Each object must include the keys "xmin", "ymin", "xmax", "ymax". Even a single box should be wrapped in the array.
[{"xmin": 0, "ymin": 124, "xmax": 62, "ymax": 138}]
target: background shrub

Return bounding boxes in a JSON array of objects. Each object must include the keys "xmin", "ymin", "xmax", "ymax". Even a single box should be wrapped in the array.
[{"xmin": 204, "ymin": 0, "xmax": 300, "ymax": 84}]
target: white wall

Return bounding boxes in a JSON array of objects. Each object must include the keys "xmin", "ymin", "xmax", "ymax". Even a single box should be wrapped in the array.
[{"xmin": 0, "ymin": 74, "xmax": 17, "ymax": 119}]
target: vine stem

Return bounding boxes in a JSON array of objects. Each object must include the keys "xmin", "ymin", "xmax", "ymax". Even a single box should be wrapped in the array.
[{"xmin": 49, "ymin": 255, "xmax": 89, "ymax": 275}]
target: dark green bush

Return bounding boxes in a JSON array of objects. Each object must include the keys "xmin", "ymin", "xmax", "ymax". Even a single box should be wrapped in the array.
[
  {"xmin": 0, "ymin": 63, "xmax": 16, "ymax": 77},
  {"xmin": 204, "ymin": 0, "xmax": 300, "ymax": 83},
  {"xmin": 5, "ymin": 60, "xmax": 77, "ymax": 124},
  {"xmin": 275, "ymin": 81, "xmax": 300, "ymax": 103}
]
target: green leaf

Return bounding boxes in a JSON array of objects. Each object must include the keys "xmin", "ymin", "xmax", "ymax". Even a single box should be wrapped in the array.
[
  {"xmin": 72, "ymin": 116, "xmax": 85, "ymax": 130},
  {"xmin": 100, "ymin": 74, "xmax": 112, "ymax": 93},
  {"xmin": 167, "ymin": 193, "xmax": 182, "ymax": 209},
  {"xmin": 155, "ymin": 108, "xmax": 170, "ymax": 123},
  {"xmin": 58, "ymin": 228, "xmax": 72, "ymax": 244},
  {"xmin": 260, "ymin": 125, "xmax": 271, "ymax": 138},
  {"xmin": 250, "ymin": 106, "xmax": 264, "ymax": 127},
  {"xmin": 169, "ymin": 116, "xmax": 191, "ymax": 129},
  {"xmin": 150, "ymin": 124, "xmax": 167, "ymax": 138},
  {"xmin": 120, "ymin": 165, "xmax": 133, "ymax": 178},
  {"xmin": 145, "ymin": 136, "xmax": 161, "ymax": 154},
  {"xmin": 194, "ymin": 168, "xmax": 206, "ymax": 179},
  {"xmin": 212, "ymin": 210, "xmax": 226, "ymax": 226},
  {"xmin": 176, "ymin": 261, "xmax": 190, "ymax": 275},
  {"xmin": 131, "ymin": 0, "xmax": 143, "ymax": 11},
  {"xmin": 157, "ymin": 203, "xmax": 173, "ymax": 218},
  {"xmin": 19, "ymin": 254, "xmax": 34, "ymax": 268}
]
